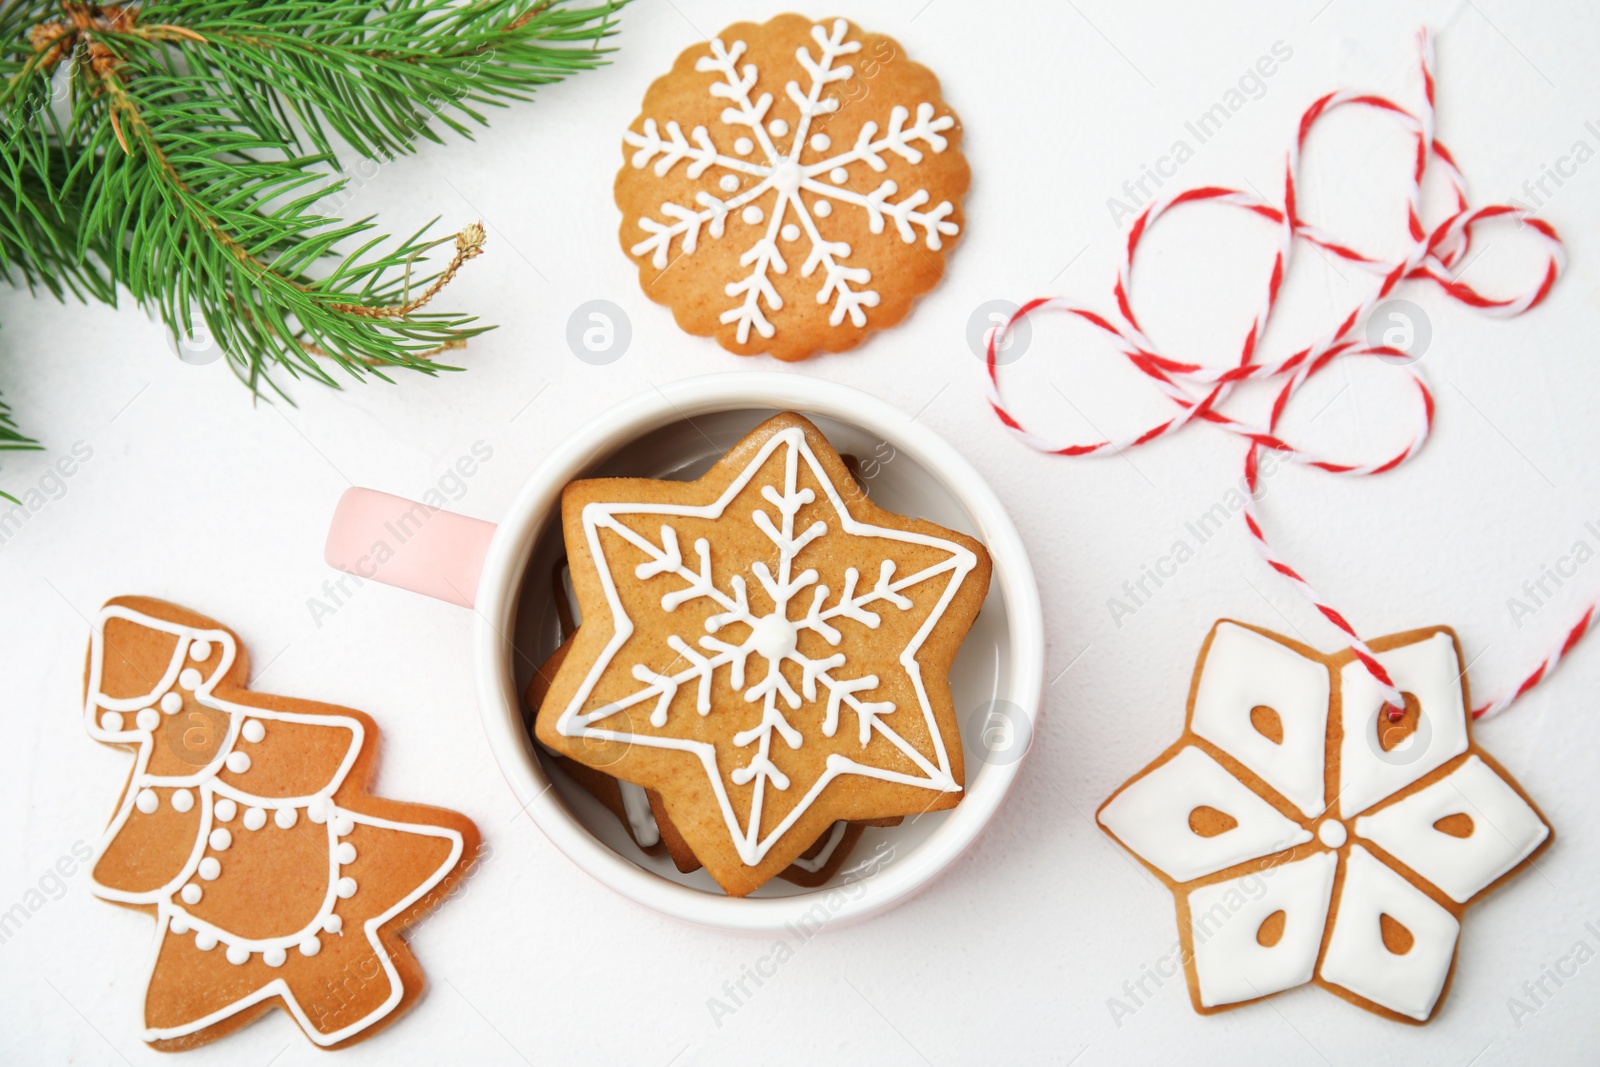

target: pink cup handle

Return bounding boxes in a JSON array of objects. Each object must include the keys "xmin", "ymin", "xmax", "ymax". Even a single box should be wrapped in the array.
[{"xmin": 324, "ymin": 488, "xmax": 497, "ymax": 608}]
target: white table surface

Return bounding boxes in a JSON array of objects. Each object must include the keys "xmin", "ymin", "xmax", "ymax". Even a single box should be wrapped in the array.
[{"xmin": 3, "ymin": 0, "xmax": 1597, "ymax": 1063}]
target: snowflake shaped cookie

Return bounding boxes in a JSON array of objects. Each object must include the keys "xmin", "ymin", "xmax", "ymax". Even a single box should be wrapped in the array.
[
  {"xmin": 534, "ymin": 413, "xmax": 991, "ymax": 895},
  {"xmin": 1098, "ymin": 621, "xmax": 1552, "ymax": 1024},
  {"xmin": 84, "ymin": 597, "xmax": 478, "ymax": 1050},
  {"xmin": 615, "ymin": 15, "xmax": 968, "ymax": 360}
]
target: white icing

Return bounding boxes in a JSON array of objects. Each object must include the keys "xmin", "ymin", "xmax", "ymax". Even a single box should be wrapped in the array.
[
  {"xmin": 1191, "ymin": 623, "xmax": 1330, "ymax": 818},
  {"xmin": 810, "ymin": 133, "xmax": 830, "ymax": 152},
  {"xmin": 1355, "ymin": 755, "xmax": 1549, "ymax": 903},
  {"xmin": 299, "ymin": 936, "xmax": 321, "ymax": 957},
  {"xmin": 562, "ymin": 426, "xmax": 979, "ymax": 866},
  {"xmin": 1189, "ymin": 851, "xmax": 1338, "ymax": 1007},
  {"xmin": 1337, "ymin": 633, "xmax": 1469, "ymax": 818},
  {"xmin": 242, "ymin": 719, "xmax": 265, "ymax": 743},
  {"xmin": 82, "ymin": 604, "xmax": 466, "ymax": 1047},
  {"xmin": 307, "ymin": 795, "xmax": 331, "ymax": 824},
  {"xmin": 780, "ymin": 223, "xmax": 801, "ymax": 242},
  {"xmin": 622, "ymin": 19, "xmax": 959, "ymax": 341},
  {"xmin": 1318, "ymin": 845, "xmax": 1459, "ymax": 1020},
  {"xmin": 136, "ymin": 708, "xmax": 160, "ymax": 732},
  {"xmin": 1316, "ymin": 820, "xmax": 1347, "ymax": 848},
  {"xmin": 264, "ymin": 947, "xmax": 286, "ymax": 968},
  {"xmin": 179, "ymin": 668, "xmax": 202, "ymax": 690},
  {"xmin": 617, "ymin": 781, "xmax": 661, "ymax": 848},
  {"xmin": 813, "ymin": 200, "xmax": 832, "ymax": 218},
  {"xmin": 135, "ymin": 789, "xmax": 158, "ymax": 814},
  {"xmin": 332, "ymin": 813, "xmax": 354, "ymax": 837},
  {"xmin": 335, "ymin": 842, "xmax": 357, "ymax": 864},
  {"xmin": 718, "ymin": 174, "xmax": 740, "ymax": 193},
  {"xmin": 1098, "ymin": 746, "xmax": 1312, "ymax": 882},
  {"xmin": 102, "ymin": 711, "xmax": 124, "ymax": 731},
  {"xmin": 225, "ymin": 751, "xmax": 251, "ymax": 774},
  {"xmin": 741, "ymin": 204, "xmax": 764, "ymax": 226},
  {"xmin": 214, "ymin": 798, "xmax": 237, "ymax": 822},
  {"xmin": 181, "ymin": 884, "xmax": 202, "ymax": 905},
  {"xmin": 208, "ymin": 828, "xmax": 232, "ymax": 852},
  {"xmin": 787, "ymin": 821, "xmax": 848, "ymax": 874}
]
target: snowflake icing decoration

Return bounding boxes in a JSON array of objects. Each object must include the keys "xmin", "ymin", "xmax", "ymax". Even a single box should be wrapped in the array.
[
  {"xmin": 622, "ymin": 18, "xmax": 961, "ymax": 343},
  {"xmin": 1098, "ymin": 622, "xmax": 1551, "ymax": 1023},
  {"xmin": 556, "ymin": 424, "xmax": 978, "ymax": 866}
]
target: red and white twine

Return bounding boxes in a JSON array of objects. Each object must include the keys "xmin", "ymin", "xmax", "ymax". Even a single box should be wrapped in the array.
[{"xmin": 984, "ymin": 30, "xmax": 1580, "ymax": 723}]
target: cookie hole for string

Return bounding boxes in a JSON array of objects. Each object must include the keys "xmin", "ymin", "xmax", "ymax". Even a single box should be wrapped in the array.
[
  {"xmin": 1187, "ymin": 805, "xmax": 1238, "ymax": 838},
  {"xmin": 1249, "ymin": 704, "xmax": 1284, "ymax": 745},
  {"xmin": 1256, "ymin": 909, "xmax": 1287, "ymax": 948},
  {"xmin": 1433, "ymin": 812, "xmax": 1474, "ymax": 839},
  {"xmin": 1379, "ymin": 912, "xmax": 1415, "ymax": 955},
  {"xmin": 1378, "ymin": 692, "xmax": 1422, "ymax": 752}
]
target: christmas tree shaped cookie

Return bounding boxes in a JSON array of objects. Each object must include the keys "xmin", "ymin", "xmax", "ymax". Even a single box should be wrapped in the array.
[{"xmin": 83, "ymin": 597, "xmax": 480, "ymax": 1050}]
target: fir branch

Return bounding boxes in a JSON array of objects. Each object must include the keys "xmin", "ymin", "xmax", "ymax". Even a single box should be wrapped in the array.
[{"xmin": 0, "ymin": 0, "xmax": 629, "ymax": 490}]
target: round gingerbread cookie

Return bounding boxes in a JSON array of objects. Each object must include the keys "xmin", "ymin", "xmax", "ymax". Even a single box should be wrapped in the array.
[{"xmin": 615, "ymin": 15, "xmax": 968, "ymax": 360}]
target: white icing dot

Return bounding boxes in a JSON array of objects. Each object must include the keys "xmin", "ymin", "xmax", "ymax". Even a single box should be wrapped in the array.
[
  {"xmin": 168, "ymin": 915, "xmax": 189, "ymax": 935},
  {"xmin": 194, "ymin": 931, "xmax": 217, "ymax": 951},
  {"xmin": 225, "ymin": 751, "xmax": 251, "ymax": 774},
  {"xmin": 299, "ymin": 936, "xmax": 322, "ymax": 957},
  {"xmin": 178, "ymin": 668, "xmax": 202, "ymax": 691},
  {"xmin": 226, "ymin": 944, "xmax": 249, "ymax": 965},
  {"xmin": 734, "ymin": 137, "xmax": 753, "ymax": 156},
  {"xmin": 1317, "ymin": 820, "xmax": 1348, "ymax": 848},
  {"xmin": 274, "ymin": 807, "xmax": 298, "ymax": 830},
  {"xmin": 264, "ymin": 947, "xmax": 287, "ymax": 968},
  {"xmin": 813, "ymin": 200, "xmax": 832, "ymax": 218},
  {"xmin": 160, "ymin": 692, "xmax": 183, "ymax": 714},
  {"xmin": 135, "ymin": 789, "xmax": 158, "ymax": 814},
  {"xmin": 336, "ymin": 877, "xmax": 358, "ymax": 899},
  {"xmin": 829, "ymin": 166, "xmax": 849, "ymax": 184},
  {"xmin": 767, "ymin": 118, "xmax": 789, "ymax": 137},
  {"xmin": 718, "ymin": 174, "xmax": 740, "ymax": 193},
  {"xmin": 241, "ymin": 719, "xmax": 265, "ymax": 744},
  {"xmin": 243, "ymin": 807, "xmax": 267, "ymax": 831},
  {"xmin": 198, "ymin": 857, "xmax": 221, "ymax": 881},
  {"xmin": 781, "ymin": 224, "xmax": 800, "ymax": 242},
  {"xmin": 332, "ymin": 814, "xmax": 355, "ymax": 837},
  {"xmin": 170, "ymin": 789, "xmax": 194, "ymax": 814},
  {"xmin": 136, "ymin": 708, "xmax": 160, "ymax": 732},
  {"xmin": 307, "ymin": 796, "xmax": 330, "ymax": 824},
  {"xmin": 335, "ymin": 843, "xmax": 357, "ymax": 865},
  {"xmin": 208, "ymin": 828, "xmax": 232, "ymax": 852},
  {"xmin": 181, "ymin": 883, "xmax": 202, "ymax": 905},
  {"xmin": 323, "ymin": 914, "xmax": 343, "ymax": 934},
  {"xmin": 189, "ymin": 640, "xmax": 211, "ymax": 661},
  {"xmin": 810, "ymin": 133, "xmax": 831, "ymax": 152},
  {"xmin": 741, "ymin": 205, "xmax": 764, "ymax": 226},
  {"xmin": 101, "ymin": 711, "xmax": 124, "ymax": 732},
  {"xmin": 213, "ymin": 798, "xmax": 237, "ymax": 822}
]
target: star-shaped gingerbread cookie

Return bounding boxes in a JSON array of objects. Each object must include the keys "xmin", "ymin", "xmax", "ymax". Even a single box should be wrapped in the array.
[{"xmin": 534, "ymin": 413, "xmax": 990, "ymax": 895}]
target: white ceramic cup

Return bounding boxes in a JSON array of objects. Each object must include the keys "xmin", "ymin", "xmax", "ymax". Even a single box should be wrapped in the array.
[{"xmin": 325, "ymin": 372, "xmax": 1043, "ymax": 932}]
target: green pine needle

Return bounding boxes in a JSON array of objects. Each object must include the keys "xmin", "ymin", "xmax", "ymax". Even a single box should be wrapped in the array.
[{"xmin": 0, "ymin": 0, "xmax": 629, "ymax": 498}]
